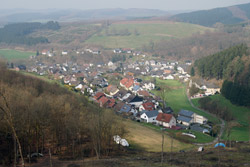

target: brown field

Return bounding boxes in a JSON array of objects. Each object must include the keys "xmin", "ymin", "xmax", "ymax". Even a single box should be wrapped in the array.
[{"xmin": 124, "ymin": 120, "xmax": 193, "ymax": 152}]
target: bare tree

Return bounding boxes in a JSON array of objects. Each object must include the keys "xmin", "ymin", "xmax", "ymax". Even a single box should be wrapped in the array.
[{"xmin": 0, "ymin": 88, "xmax": 25, "ymax": 167}]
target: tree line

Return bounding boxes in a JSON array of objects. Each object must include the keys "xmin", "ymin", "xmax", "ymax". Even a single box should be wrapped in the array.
[
  {"xmin": 194, "ymin": 44, "xmax": 248, "ymax": 80},
  {"xmin": 194, "ymin": 44, "xmax": 250, "ymax": 107},
  {"xmin": 0, "ymin": 21, "xmax": 60, "ymax": 45},
  {"xmin": 0, "ymin": 63, "xmax": 125, "ymax": 166},
  {"xmin": 198, "ymin": 97, "xmax": 234, "ymax": 121}
]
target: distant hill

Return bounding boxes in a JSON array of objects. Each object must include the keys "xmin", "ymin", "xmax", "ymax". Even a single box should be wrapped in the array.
[
  {"xmin": 0, "ymin": 8, "xmax": 169, "ymax": 23},
  {"xmin": 171, "ymin": 3, "xmax": 250, "ymax": 26}
]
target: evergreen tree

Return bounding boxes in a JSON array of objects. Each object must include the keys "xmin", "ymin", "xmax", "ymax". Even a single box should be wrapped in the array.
[{"xmin": 190, "ymin": 67, "xmax": 195, "ymax": 76}]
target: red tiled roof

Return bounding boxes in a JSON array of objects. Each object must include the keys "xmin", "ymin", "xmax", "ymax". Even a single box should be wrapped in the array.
[
  {"xmin": 109, "ymin": 99, "xmax": 115, "ymax": 103},
  {"xmin": 142, "ymin": 102, "xmax": 154, "ymax": 111},
  {"xmin": 138, "ymin": 90, "xmax": 150, "ymax": 97},
  {"xmin": 120, "ymin": 78, "xmax": 128, "ymax": 85},
  {"xmin": 156, "ymin": 113, "xmax": 173, "ymax": 123},
  {"xmin": 120, "ymin": 78, "xmax": 134, "ymax": 89},
  {"xmin": 125, "ymin": 79, "xmax": 134, "ymax": 88},
  {"xmin": 98, "ymin": 96, "xmax": 109, "ymax": 105},
  {"xmin": 108, "ymin": 101, "xmax": 116, "ymax": 108},
  {"xmin": 94, "ymin": 92, "xmax": 105, "ymax": 100}
]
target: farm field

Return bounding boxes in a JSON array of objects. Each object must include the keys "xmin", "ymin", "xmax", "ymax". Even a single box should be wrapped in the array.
[
  {"xmin": 192, "ymin": 95, "xmax": 250, "ymax": 141},
  {"xmin": 85, "ymin": 21, "xmax": 213, "ymax": 49},
  {"xmin": 0, "ymin": 49, "xmax": 35, "ymax": 61}
]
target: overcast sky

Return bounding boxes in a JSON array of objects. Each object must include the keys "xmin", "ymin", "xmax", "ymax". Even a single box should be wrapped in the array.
[{"xmin": 1, "ymin": 0, "xmax": 250, "ymax": 11}]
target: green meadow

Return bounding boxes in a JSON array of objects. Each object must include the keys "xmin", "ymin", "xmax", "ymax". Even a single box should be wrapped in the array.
[
  {"xmin": 152, "ymin": 79, "xmax": 220, "ymax": 124},
  {"xmin": 192, "ymin": 95, "xmax": 250, "ymax": 141},
  {"xmin": 86, "ymin": 21, "xmax": 212, "ymax": 49},
  {"xmin": 0, "ymin": 49, "xmax": 35, "ymax": 61}
]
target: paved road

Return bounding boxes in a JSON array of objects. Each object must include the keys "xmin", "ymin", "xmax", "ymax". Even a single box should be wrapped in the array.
[{"xmin": 186, "ymin": 88, "xmax": 225, "ymax": 146}]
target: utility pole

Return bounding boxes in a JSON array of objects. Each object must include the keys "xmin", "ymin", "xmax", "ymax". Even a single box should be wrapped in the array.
[{"xmin": 161, "ymin": 127, "xmax": 165, "ymax": 166}]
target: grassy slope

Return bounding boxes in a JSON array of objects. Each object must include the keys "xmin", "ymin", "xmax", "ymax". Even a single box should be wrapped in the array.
[
  {"xmin": 192, "ymin": 95, "xmax": 250, "ymax": 141},
  {"xmin": 0, "ymin": 49, "xmax": 35, "ymax": 61},
  {"xmin": 124, "ymin": 119, "xmax": 193, "ymax": 152},
  {"xmin": 148, "ymin": 79, "xmax": 219, "ymax": 143},
  {"xmin": 85, "ymin": 21, "xmax": 212, "ymax": 49},
  {"xmin": 153, "ymin": 79, "xmax": 219, "ymax": 124}
]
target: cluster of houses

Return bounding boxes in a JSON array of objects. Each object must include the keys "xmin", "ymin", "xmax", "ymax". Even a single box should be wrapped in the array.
[
  {"xmin": 189, "ymin": 79, "xmax": 221, "ymax": 99},
  {"xmin": 19, "ymin": 48, "xmax": 217, "ymax": 135},
  {"xmin": 88, "ymin": 73, "xmax": 209, "ymax": 132}
]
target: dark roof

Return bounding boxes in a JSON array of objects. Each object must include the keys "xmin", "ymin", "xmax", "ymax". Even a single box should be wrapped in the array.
[
  {"xmin": 143, "ymin": 110, "xmax": 159, "ymax": 118},
  {"xmin": 177, "ymin": 115, "xmax": 192, "ymax": 123},
  {"xmin": 129, "ymin": 96, "xmax": 143, "ymax": 103},
  {"xmin": 162, "ymin": 107, "xmax": 174, "ymax": 114},
  {"xmin": 179, "ymin": 110, "xmax": 194, "ymax": 118},
  {"xmin": 120, "ymin": 104, "xmax": 131, "ymax": 113}
]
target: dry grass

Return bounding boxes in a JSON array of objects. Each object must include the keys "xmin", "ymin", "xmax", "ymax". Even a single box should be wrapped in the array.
[{"xmin": 124, "ymin": 120, "xmax": 193, "ymax": 152}]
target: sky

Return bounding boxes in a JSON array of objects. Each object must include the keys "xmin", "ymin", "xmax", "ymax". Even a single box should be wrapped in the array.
[{"xmin": 1, "ymin": 0, "xmax": 250, "ymax": 11}]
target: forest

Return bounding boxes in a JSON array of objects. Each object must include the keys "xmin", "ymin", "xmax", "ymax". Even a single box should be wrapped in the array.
[
  {"xmin": 194, "ymin": 44, "xmax": 250, "ymax": 107},
  {"xmin": 0, "ymin": 62, "xmax": 125, "ymax": 166},
  {"xmin": 0, "ymin": 21, "xmax": 60, "ymax": 45}
]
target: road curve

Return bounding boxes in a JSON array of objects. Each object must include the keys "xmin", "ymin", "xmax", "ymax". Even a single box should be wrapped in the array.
[{"xmin": 186, "ymin": 88, "xmax": 225, "ymax": 146}]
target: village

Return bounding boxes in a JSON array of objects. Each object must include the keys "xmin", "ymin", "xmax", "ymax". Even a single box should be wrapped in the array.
[{"xmin": 14, "ymin": 48, "xmax": 221, "ymax": 140}]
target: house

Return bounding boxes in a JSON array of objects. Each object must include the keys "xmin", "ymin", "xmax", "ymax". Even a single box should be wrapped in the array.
[
  {"xmin": 128, "ymin": 96, "xmax": 144, "ymax": 107},
  {"xmin": 98, "ymin": 96, "xmax": 109, "ymax": 107},
  {"xmin": 120, "ymin": 78, "xmax": 134, "ymax": 91},
  {"xmin": 108, "ymin": 61, "xmax": 114, "ymax": 67},
  {"xmin": 137, "ymin": 90, "xmax": 150, "ymax": 97},
  {"xmin": 150, "ymin": 60, "xmax": 156, "ymax": 66},
  {"xmin": 114, "ymin": 89, "xmax": 127, "ymax": 100},
  {"xmin": 94, "ymin": 92, "xmax": 105, "ymax": 101},
  {"xmin": 185, "ymin": 60, "xmax": 192, "ymax": 66},
  {"xmin": 140, "ymin": 110, "xmax": 159, "ymax": 123},
  {"xmin": 107, "ymin": 99, "xmax": 116, "ymax": 108},
  {"xmin": 62, "ymin": 51, "xmax": 68, "ymax": 55},
  {"xmin": 156, "ymin": 113, "xmax": 176, "ymax": 128},
  {"xmin": 139, "ymin": 102, "xmax": 155, "ymax": 111},
  {"xmin": 177, "ymin": 110, "xmax": 193, "ymax": 126},
  {"xmin": 132, "ymin": 85, "xmax": 141, "ymax": 94},
  {"xmin": 122, "ymin": 48, "xmax": 132, "ymax": 54},
  {"xmin": 92, "ymin": 50, "xmax": 101, "ymax": 55},
  {"xmin": 160, "ymin": 107, "xmax": 174, "ymax": 114},
  {"xmin": 177, "ymin": 110, "xmax": 207, "ymax": 126},
  {"xmin": 106, "ymin": 85, "xmax": 119, "ymax": 96},
  {"xmin": 120, "ymin": 104, "xmax": 132, "ymax": 113},
  {"xmin": 163, "ymin": 74, "xmax": 174, "ymax": 80},
  {"xmin": 142, "ymin": 81, "xmax": 155, "ymax": 90},
  {"xmin": 41, "ymin": 50, "xmax": 48, "ymax": 55},
  {"xmin": 113, "ymin": 49, "xmax": 122, "ymax": 54}
]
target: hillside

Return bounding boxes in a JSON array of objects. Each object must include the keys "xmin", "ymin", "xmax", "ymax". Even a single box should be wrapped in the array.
[
  {"xmin": 85, "ymin": 20, "xmax": 212, "ymax": 49},
  {"xmin": 0, "ymin": 8, "xmax": 169, "ymax": 23},
  {"xmin": 194, "ymin": 44, "xmax": 250, "ymax": 107},
  {"xmin": 171, "ymin": 3, "xmax": 250, "ymax": 26},
  {"xmin": 0, "ymin": 21, "xmax": 60, "ymax": 45},
  {"xmin": 0, "ymin": 64, "xmax": 125, "ymax": 165}
]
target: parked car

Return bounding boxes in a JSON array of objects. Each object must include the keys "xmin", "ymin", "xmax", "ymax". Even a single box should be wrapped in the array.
[{"xmin": 27, "ymin": 153, "xmax": 44, "ymax": 158}]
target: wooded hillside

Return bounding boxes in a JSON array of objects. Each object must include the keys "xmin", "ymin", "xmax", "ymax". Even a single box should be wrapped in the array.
[
  {"xmin": 0, "ymin": 21, "xmax": 60, "ymax": 45},
  {"xmin": 194, "ymin": 44, "xmax": 250, "ymax": 107},
  {"xmin": 0, "ymin": 63, "xmax": 125, "ymax": 166},
  {"xmin": 171, "ymin": 3, "xmax": 250, "ymax": 26}
]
